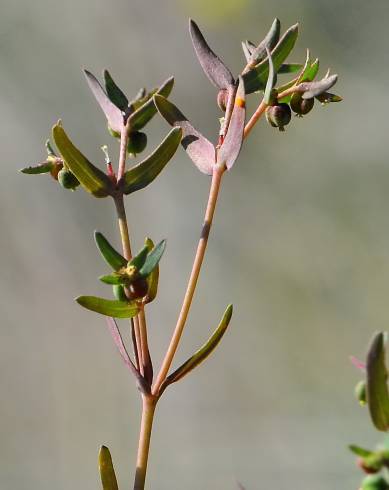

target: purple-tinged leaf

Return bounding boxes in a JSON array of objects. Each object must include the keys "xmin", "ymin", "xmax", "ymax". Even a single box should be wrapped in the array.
[
  {"xmin": 264, "ymin": 48, "xmax": 277, "ymax": 105},
  {"xmin": 84, "ymin": 70, "xmax": 123, "ymax": 133},
  {"xmin": 154, "ymin": 94, "xmax": 215, "ymax": 175},
  {"xmin": 106, "ymin": 317, "xmax": 138, "ymax": 375},
  {"xmin": 247, "ymin": 18, "xmax": 281, "ymax": 67},
  {"xmin": 189, "ymin": 19, "xmax": 235, "ymax": 90},
  {"xmin": 300, "ymin": 74, "xmax": 338, "ymax": 99},
  {"xmin": 241, "ymin": 41, "xmax": 253, "ymax": 62},
  {"xmin": 217, "ymin": 77, "xmax": 246, "ymax": 170}
]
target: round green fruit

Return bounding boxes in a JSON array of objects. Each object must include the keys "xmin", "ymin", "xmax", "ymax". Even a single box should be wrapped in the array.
[
  {"xmin": 127, "ymin": 132, "xmax": 147, "ymax": 156},
  {"xmin": 361, "ymin": 474, "xmax": 389, "ymax": 490},
  {"xmin": 58, "ymin": 168, "xmax": 80, "ymax": 190},
  {"xmin": 290, "ymin": 92, "xmax": 315, "ymax": 116},
  {"xmin": 354, "ymin": 380, "xmax": 367, "ymax": 406},
  {"xmin": 266, "ymin": 103, "xmax": 291, "ymax": 131}
]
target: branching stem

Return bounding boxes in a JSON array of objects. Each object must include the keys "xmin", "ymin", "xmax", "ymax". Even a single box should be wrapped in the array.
[{"xmin": 152, "ymin": 164, "xmax": 225, "ymax": 395}]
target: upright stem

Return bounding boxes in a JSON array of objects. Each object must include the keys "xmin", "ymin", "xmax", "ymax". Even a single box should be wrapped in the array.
[
  {"xmin": 114, "ymin": 195, "xmax": 132, "ymax": 259},
  {"xmin": 153, "ymin": 164, "xmax": 225, "ymax": 394},
  {"xmin": 133, "ymin": 396, "xmax": 157, "ymax": 490}
]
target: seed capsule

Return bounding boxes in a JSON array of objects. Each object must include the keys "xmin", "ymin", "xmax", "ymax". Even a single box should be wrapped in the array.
[
  {"xmin": 217, "ymin": 89, "xmax": 228, "ymax": 112},
  {"xmin": 129, "ymin": 277, "xmax": 149, "ymax": 299},
  {"xmin": 290, "ymin": 92, "xmax": 315, "ymax": 116},
  {"xmin": 58, "ymin": 168, "xmax": 80, "ymax": 190},
  {"xmin": 266, "ymin": 103, "xmax": 291, "ymax": 131},
  {"xmin": 127, "ymin": 132, "xmax": 147, "ymax": 156}
]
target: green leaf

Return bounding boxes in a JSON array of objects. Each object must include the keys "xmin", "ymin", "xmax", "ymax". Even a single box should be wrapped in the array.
[
  {"xmin": 129, "ymin": 245, "xmax": 149, "ymax": 270},
  {"xmin": 316, "ymin": 92, "xmax": 343, "ymax": 104},
  {"xmin": 76, "ymin": 296, "xmax": 139, "ymax": 318},
  {"xmin": 144, "ymin": 238, "xmax": 159, "ymax": 303},
  {"xmin": 113, "ymin": 284, "xmax": 127, "ymax": 302},
  {"xmin": 94, "ymin": 231, "xmax": 127, "ymax": 271},
  {"xmin": 52, "ymin": 123, "xmax": 114, "ymax": 198},
  {"xmin": 278, "ymin": 63, "xmax": 302, "ymax": 74},
  {"xmin": 104, "ymin": 69, "xmax": 128, "ymax": 112},
  {"xmin": 247, "ymin": 18, "xmax": 281, "ymax": 66},
  {"xmin": 121, "ymin": 127, "xmax": 182, "ymax": 195},
  {"xmin": 160, "ymin": 305, "xmax": 233, "ymax": 392},
  {"xmin": 303, "ymin": 59, "xmax": 320, "ymax": 83},
  {"xmin": 99, "ymin": 445, "xmax": 119, "ymax": 490},
  {"xmin": 139, "ymin": 240, "xmax": 166, "ymax": 278},
  {"xmin": 349, "ymin": 444, "xmax": 374, "ymax": 458},
  {"xmin": 20, "ymin": 161, "xmax": 54, "ymax": 174},
  {"xmin": 264, "ymin": 48, "xmax": 276, "ymax": 105},
  {"xmin": 128, "ymin": 77, "xmax": 174, "ymax": 131},
  {"xmin": 243, "ymin": 23, "xmax": 299, "ymax": 94},
  {"xmin": 99, "ymin": 273, "xmax": 124, "ymax": 285},
  {"xmin": 366, "ymin": 332, "xmax": 389, "ymax": 431}
]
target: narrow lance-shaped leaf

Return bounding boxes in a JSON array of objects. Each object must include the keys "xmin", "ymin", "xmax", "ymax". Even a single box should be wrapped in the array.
[
  {"xmin": 84, "ymin": 70, "xmax": 123, "ymax": 133},
  {"xmin": 20, "ymin": 161, "xmax": 54, "ymax": 174},
  {"xmin": 103, "ymin": 69, "xmax": 128, "ymax": 112},
  {"xmin": 366, "ymin": 332, "xmax": 389, "ymax": 431},
  {"xmin": 76, "ymin": 296, "xmax": 139, "ymax": 318},
  {"xmin": 129, "ymin": 245, "xmax": 149, "ymax": 270},
  {"xmin": 241, "ymin": 41, "xmax": 252, "ymax": 63},
  {"xmin": 52, "ymin": 123, "xmax": 114, "ymax": 198},
  {"xmin": 121, "ymin": 127, "xmax": 182, "ymax": 195},
  {"xmin": 299, "ymin": 74, "xmax": 338, "ymax": 99},
  {"xmin": 247, "ymin": 18, "xmax": 281, "ymax": 67},
  {"xmin": 128, "ymin": 77, "xmax": 174, "ymax": 131},
  {"xmin": 139, "ymin": 240, "xmax": 166, "ymax": 278},
  {"xmin": 154, "ymin": 94, "xmax": 215, "ymax": 175},
  {"xmin": 144, "ymin": 238, "xmax": 159, "ymax": 303},
  {"xmin": 349, "ymin": 445, "xmax": 375, "ymax": 458},
  {"xmin": 160, "ymin": 304, "xmax": 233, "ymax": 393},
  {"xmin": 316, "ymin": 92, "xmax": 343, "ymax": 104},
  {"xmin": 95, "ymin": 231, "xmax": 127, "ymax": 271},
  {"xmin": 99, "ymin": 446, "xmax": 119, "ymax": 490},
  {"xmin": 217, "ymin": 77, "xmax": 245, "ymax": 170},
  {"xmin": 99, "ymin": 273, "xmax": 124, "ymax": 285},
  {"xmin": 264, "ymin": 48, "xmax": 277, "ymax": 105},
  {"xmin": 243, "ymin": 23, "xmax": 299, "ymax": 94},
  {"xmin": 106, "ymin": 317, "xmax": 138, "ymax": 375},
  {"xmin": 189, "ymin": 19, "xmax": 235, "ymax": 90}
]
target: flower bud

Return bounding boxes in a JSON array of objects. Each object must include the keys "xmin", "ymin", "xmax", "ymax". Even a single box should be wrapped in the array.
[
  {"xmin": 58, "ymin": 168, "xmax": 80, "ymax": 190},
  {"xmin": 217, "ymin": 89, "xmax": 228, "ymax": 112},
  {"xmin": 290, "ymin": 92, "xmax": 315, "ymax": 116},
  {"xmin": 127, "ymin": 132, "xmax": 148, "ymax": 156},
  {"xmin": 266, "ymin": 103, "xmax": 291, "ymax": 131}
]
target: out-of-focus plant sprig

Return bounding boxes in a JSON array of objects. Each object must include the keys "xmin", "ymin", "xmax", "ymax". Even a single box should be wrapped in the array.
[{"xmin": 351, "ymin": 333, "xmax": 389, "ymax": 489}]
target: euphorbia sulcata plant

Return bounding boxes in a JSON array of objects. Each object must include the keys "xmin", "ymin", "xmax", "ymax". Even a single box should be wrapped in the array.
[{"xmin": 21, "ymin": 17, "xmax": 341, "ymax": 490}]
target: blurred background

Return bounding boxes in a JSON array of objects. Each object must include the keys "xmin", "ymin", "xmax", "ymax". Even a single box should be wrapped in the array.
[{"xmin": 1, "ymin": 0, "xmax": 388, "ymax": 488}]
